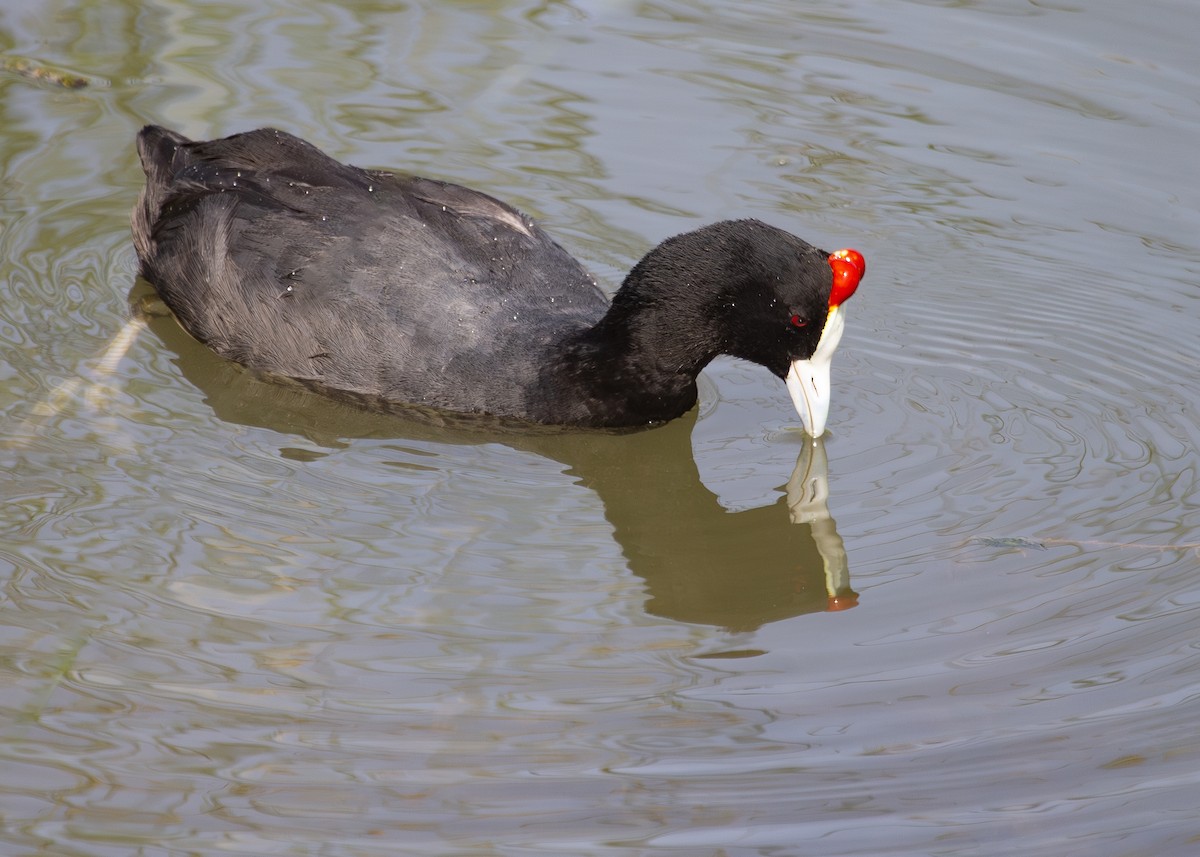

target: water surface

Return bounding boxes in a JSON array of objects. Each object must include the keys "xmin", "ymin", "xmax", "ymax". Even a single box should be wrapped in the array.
[{"xmin": 2, "ymin": 1, "xmax": 1199, "ymax": 855}]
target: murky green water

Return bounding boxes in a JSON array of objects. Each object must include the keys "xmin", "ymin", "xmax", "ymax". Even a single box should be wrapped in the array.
[{"xmin": 3, "ymin": 1, "xmax": 1199, "ymax": 855}]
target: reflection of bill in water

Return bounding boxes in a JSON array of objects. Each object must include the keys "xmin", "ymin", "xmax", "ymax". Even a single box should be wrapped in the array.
[{"xmin": 788, "ymin": 437, "xmax": 857, "ymax": 612}]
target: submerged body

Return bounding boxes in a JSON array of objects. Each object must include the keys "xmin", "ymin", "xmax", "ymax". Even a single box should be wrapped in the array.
[{"xmin": 132, "ymin": 126, "xmax": 863, "ymax": 431}]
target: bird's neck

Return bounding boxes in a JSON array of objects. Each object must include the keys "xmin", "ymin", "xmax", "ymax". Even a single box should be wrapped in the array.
[{"xmin": 534, "ymin": 293, "xmax": 714, "ymax": 427}]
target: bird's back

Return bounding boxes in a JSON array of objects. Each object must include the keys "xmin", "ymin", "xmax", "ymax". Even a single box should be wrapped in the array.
[{"xmin": 132, "ymin": 125, "xmax": 608, "ymax": 416}]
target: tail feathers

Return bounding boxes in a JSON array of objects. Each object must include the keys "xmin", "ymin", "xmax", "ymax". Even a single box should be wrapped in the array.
[
  {"xmin": 130, "ymin": 125, "xmax": 356, "ymax": 272},
  {"xmin": 136, "ymin": 125, "xmax": 192, "ymax": 176},
  {"xmin": 132, "ymin": 125, "xmax": 193, "ymax": 263}
]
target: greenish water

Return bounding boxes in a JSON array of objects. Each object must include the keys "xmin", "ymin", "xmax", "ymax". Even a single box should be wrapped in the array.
[{"xmin": 2, "ymin": 1, "xmax": 1199, "ymax": 855}]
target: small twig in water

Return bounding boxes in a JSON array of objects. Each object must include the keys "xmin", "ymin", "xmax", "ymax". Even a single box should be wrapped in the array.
[
  {"xmin": 1, "ymin": 55, "xmax": 91, "ymax": 89},
  {"xmin": 973, "ymin": 536, "xmax": 1200, "ymax": 557}
]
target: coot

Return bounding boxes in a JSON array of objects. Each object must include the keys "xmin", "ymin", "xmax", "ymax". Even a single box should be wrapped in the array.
[{"xmin": 132, "ymin": 126, "xmax": 863, "ymax": 434}]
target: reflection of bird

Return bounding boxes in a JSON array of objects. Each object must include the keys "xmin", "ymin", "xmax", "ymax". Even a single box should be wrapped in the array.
[
  {"xmin": 592, "ymin": 427, "xmax": 857, "ymax": 630},
  {"xmin": 132, "ymin": 126, "xmax": 863, "ymax": 434},
  {"xmin": 134, "ymin": 311, "xmax": 858, "ymax": 633}
]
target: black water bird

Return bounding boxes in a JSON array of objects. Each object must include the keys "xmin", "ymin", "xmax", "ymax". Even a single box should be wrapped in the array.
[{"xmin": 132, "ymin": 125, "xmax": 864, "ymax": 433}]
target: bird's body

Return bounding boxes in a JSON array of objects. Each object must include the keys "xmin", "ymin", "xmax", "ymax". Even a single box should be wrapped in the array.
[{"xmin": 132, "ymin": 126, "xmax": 862, "ymax": 432}]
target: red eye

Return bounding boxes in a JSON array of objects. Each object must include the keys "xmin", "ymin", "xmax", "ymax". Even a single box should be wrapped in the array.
[{"xmin": 790, "ymin": 314, "xmax": 807, "ymax": 328}]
